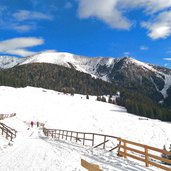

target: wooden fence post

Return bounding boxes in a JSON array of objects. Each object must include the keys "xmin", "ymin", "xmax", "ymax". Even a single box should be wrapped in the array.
[
  {"xmin": 145, "ymin": 145, "xmax": 149, "ymax": 167},
  {"xmin": 123, "ymin": 141, "xmax": 127, "ymax": 158},
  {"xmin": 66, "ymin": 131, "xmax": 68, "ymax": 140},
  {"xmin": 70, "ymin": 131, "xmax": 73, "ymax": 141},
  {"xmin": 76, "ymin": 132, "xmax": 78, "ymax": 142},
  {"xmin": 54, "ymin": 130, "xmax": 56, "ymax": 138},
  {"xmin": 83, "ymin": 133, "xmax": 85, "ymax": 145},
  {"xmin": 62, "ymin": 130, "xmax": 64, "ymax": 139},
  {"xmin": 92, "ymin": 134, "xmax": 94, "ymax": 147},
  {"xmin": 59, "ymin": 130, "xmax": 61, "ymax": 138},
  {"xmin": 103, "ymin": 136, "xmax": 106, "ymax": 149}
]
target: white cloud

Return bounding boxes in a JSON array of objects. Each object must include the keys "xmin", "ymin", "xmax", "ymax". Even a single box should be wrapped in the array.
[
  {"xmin": 163, "ymin": 58, "xmax": 171, "ymax": 61},
  {"xmin": 11, "ymin": 24, "xmax": 36, "ymax": 32},
  {"xmin": 142, "ymin": 11, "xmax": 171, "ymax": 39},
  {"xmin": 13, "ymin": 10, "xmax": 53, "ymax": 21},
  {"xmin": 0, "ymin": 37, "xmax": 44, "ymax": 57},
  {"xmin": 140, "ymin": 46, "xmax": 149, "ymax": 50},
  {"xmin": 0, "ymin": 9, "xmax": 53, "ymax": 32},
  {"xmin": 78, "ymin": 0, "xmax": 131, "ymax": 30},
  {"xmin": 119, "ymin": 0, "xmax": 171, "ymax": 14},
  {"xmin": 123, "ymin": 52, "xmax": 130, "ymax": 56},
  {"xmin": 77, "ymin": 0, "xmax": 171, "ymax": 39}
]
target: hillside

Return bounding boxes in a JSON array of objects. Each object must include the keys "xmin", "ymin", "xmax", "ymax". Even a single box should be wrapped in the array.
[
  {"xmin": 0, "ymin": 86, "xmax": 171, "ymax": 170},
  {"xmin": 1, "ymin": 51, "xmax": 171, "ymax": 106},
  {"xmin": 0, "ymin": 52, "xmax": 171, "ymax": 121},
  {"xmin": 0, "ymin": 63, "xmax": 117, "ymax": 95},
  {"xmin": 18, "ymin": 51, "xmax": 171, "ymax": 105}
]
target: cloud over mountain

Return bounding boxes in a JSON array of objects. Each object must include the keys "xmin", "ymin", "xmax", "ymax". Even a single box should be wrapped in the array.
[{"xmin": 0, "ymin": 37, "xmax": 44, "ymax": 56}]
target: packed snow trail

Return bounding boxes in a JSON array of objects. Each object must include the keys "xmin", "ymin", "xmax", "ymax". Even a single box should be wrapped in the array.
[
  {"xmin": 0, "ymin": 127, "xmax": 83, "ymax": 171},
  {"xmin": 0, "ymin": 87, "xmax": 170, "ymax": 170},
  {"xmin": 0, "ymin": 124, "xmax": 160, "ymax": 171}
]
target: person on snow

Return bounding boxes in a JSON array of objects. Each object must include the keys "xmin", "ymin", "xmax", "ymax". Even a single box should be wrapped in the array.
[
  {"xmin": 37, "ymin": 121, "xmax": 39, "ymax": 127},
  {"xmin": 31, "ymin": 121, "xmax": 34, "ymax": 128}
]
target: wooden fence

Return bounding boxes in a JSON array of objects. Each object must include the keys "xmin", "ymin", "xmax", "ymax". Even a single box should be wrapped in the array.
[
  {"xmin": 0, "ymin": 113, "xmax": 16, "ymax": 120},
  {"xmin": 117, "ymin": 138, "xmax": 171, "ymax": 171},
  {"xmin": 0, "ymin": 122, "xmax": 17, "ymax": 141},
  {"xmin": 81, "ymin": 159, "xmax": 102, "ymax": 171},
  {"xmin": 43, "ymin": 128, "xmax": 171, "ymax": 171},
  {"xmin": 43, "ymin": 128, "xmax": 119, "ymax": 151}
]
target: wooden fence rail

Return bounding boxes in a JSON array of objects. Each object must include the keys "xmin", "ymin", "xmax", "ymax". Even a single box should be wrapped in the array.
[
  {"xmin": 117, "ymin": 138, "xmax": 171, "ymax": 171},
  {"xmin": 43, "ymin": 128, "xmax": 171, "ymax": 171},
  {"xmin": 0, "ymin": 113, "xmax": 16, "ymax": 120},
  {"xmin": 81, "ymin": 159, "xmax": 102, "ymax": 171},
  {"xmin": 43, "ymin": 128, "xmax": 118, "ymax": 151},
  {"xmin": 0, "ymin": 122, "xmax": 17, "ymax": 141}
]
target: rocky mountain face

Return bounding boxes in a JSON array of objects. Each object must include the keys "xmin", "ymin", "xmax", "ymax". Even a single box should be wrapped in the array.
[{"xmin": 0, "ymin": 51, "xmax": 171, "ymax": 107}]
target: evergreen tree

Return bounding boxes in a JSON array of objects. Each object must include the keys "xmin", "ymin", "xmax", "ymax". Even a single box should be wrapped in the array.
[
  {"xmin": 101, "ymin": 96, "xmax": 106, "ymax": 102},
  {"xmin": 96, "ymin": 96, "xmax": 101, "ymax": 101},
  {"xmin": 108, "ymin": 97, "xmax": 113, "ymax": 103}
]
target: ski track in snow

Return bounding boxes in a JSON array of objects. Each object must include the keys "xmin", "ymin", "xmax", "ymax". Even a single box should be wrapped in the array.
[
  {"xmin": 0, "ymin": 86, "xmax": 170, "ymax": 171},
  {"xmin": 0, "ymin": 127, "xmax": 82, "ymax": 171},
  {"xmin": 0, "ymin": 125, "xmax": 159, "ymax": 171}
]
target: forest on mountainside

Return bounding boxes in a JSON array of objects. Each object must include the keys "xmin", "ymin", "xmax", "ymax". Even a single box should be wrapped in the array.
[{"xmin": 0, "ymin": 63, "xmax": 171, "ymax": 121}]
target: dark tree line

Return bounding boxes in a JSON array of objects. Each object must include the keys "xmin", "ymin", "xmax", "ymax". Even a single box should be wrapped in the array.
[{"xmin": 0, "ymin": 63, "xmax": 171, "ymax": 121}]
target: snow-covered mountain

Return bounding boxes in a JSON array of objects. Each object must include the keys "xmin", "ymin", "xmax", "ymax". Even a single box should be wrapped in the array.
[
  {"xmin": 0, "ymin": 56, "xmax": 24, "ymax": 69},
  {"xmin": 19, "ymin": 50, "xmax": 119, "ymax": 80},
  {"xmin": 1, "ymin": 51, "xmax": 171, "ymax": 105}
]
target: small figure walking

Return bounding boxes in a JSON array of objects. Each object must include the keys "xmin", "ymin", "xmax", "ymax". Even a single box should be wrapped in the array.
[
  {"xmin": 37, "ymin": 121, "xmax": 39, "ymax": 127},
  {"xmin": 31, "ymin": 121, "xmax": 34, "ymax": 128}
]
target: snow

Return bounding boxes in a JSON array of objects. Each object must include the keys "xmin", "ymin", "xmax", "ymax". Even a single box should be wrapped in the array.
[
  {"xmin": 128, "ymin": 57, "xmax": 158, "ymax": 73},
  {"xmin": 160, "ymin": 74, "xmax": 171, "ymax": 98},
  {"xmin": 20, "ymin": 51, "xmax": 76, "ymax": 68},
  {"xmin": 20, "ymin": 51, "xmax": 171, "ymax": 99},
  {"xmin": 1, "ymin": 52, "xmax": 171, "ymax": 99},
  {"xmin": 19, "ymin": 51, "xmax": 118, "ymax": 79},
  {"xmin": 0, "ymin": 86, "xmax": 171, "ymax": 170},
  {"xmin": 0, "ymin": 56, "xmax": 24, "ymax": 69},
  {"xmin": 128, "ymin": 57, "xmax": 171, "ymax": 98}
]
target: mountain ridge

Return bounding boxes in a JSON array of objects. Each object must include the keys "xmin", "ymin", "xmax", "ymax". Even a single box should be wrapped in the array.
[{"xmin": 0, "ymin": 51, "xmax": 171, "ymax": 107}]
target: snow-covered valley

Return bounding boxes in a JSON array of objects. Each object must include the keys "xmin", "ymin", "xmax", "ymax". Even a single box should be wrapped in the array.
[{"xmin": 0, "ymin": 86, "xmax": 171, "ymax": 171}]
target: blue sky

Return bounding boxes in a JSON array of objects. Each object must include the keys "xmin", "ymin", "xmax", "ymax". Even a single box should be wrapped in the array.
[{"xmin": 1, "ymin": 0, "xmax": 171, "ymax": 68}]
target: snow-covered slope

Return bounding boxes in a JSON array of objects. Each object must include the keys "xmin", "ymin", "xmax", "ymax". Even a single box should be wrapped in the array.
[
  {"xmin": 0, "ymin": 118, "xmax": 158, "ymax": 171},
  {"xmin": 0, "ymin": 56, "xmax": 24, "ymax": 69},
  {"xmin": 0, "ymin": 86, "xmax": 170, "ymax": 170},
  {"xmin": 0, "ymin": 86, "xmax": 170, "ymax": 148},
  {"xmin": 19, "ymin": 51, "xmax": 117, "ymax": 80}
]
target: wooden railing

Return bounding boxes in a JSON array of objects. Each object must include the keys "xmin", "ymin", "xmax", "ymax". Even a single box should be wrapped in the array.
[
  {"xmin": 43, "ymin": 128, "xmax": 118, "ymax": 151},
  {"xmin": 0, "ymin": 113, "xmax": 16, "ymax": 120},
  {"xmin": 43, "ymin": 128, "xmax": 171, "ymax": 171},
  {"xmin": 0, "ymin": 122, "xmax": 17, "ymax": 141},
  {"xmin": 117, "ymin": 138, "xmax": 171, "ymax": 171},
  {"xmin": 81, "ymin": 159, "xmax": 102, "ymax": 171}
]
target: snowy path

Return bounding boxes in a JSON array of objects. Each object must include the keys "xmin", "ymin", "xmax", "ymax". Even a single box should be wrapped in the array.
[
  {"xmin": 0, "ymin": 125, "xmax": 159, "ymax": 171},
  {"xmin": 0, "ymin": 128, "xmax": 83, "ymax": 171}
]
